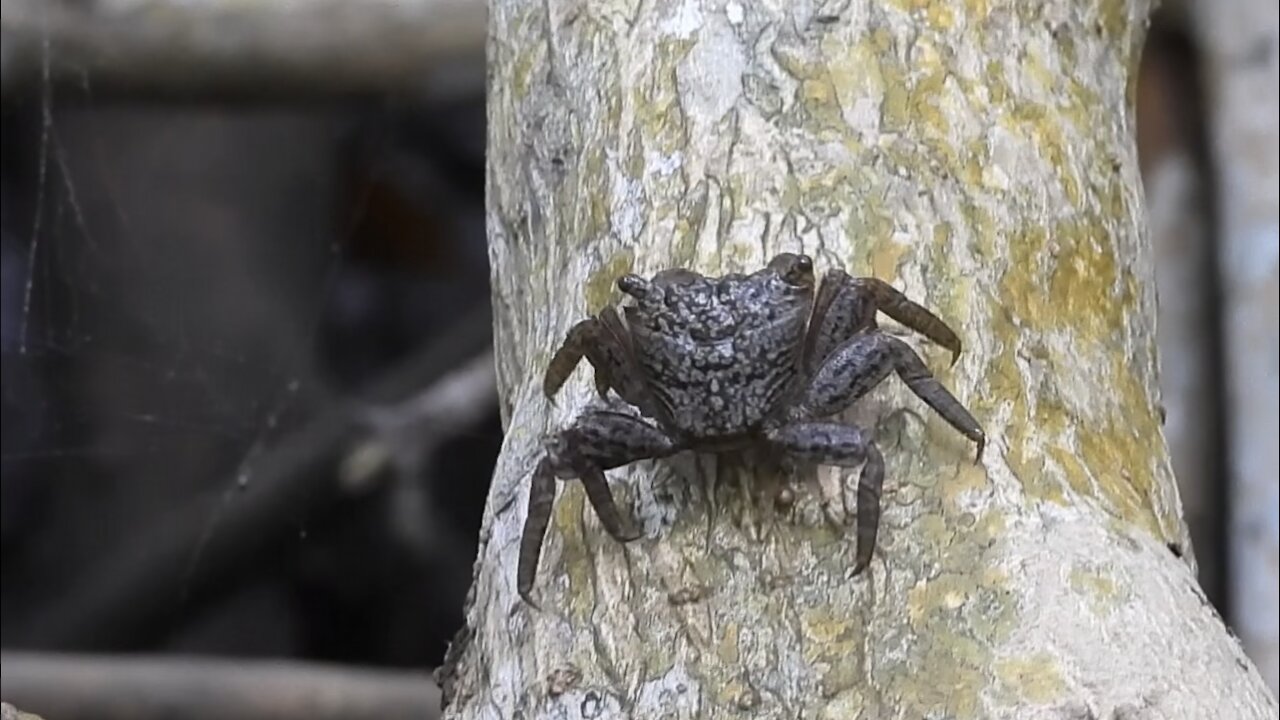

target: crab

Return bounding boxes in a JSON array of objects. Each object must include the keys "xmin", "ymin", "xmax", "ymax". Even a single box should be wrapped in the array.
[{"xmin": 518, "ymin": 253, "xmax": 984, "ymax": 605}]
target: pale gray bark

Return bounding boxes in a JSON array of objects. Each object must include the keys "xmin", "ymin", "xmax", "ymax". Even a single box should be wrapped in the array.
[
  {"xmin": 453, "ymin": 0, "xmax": 1280, "ymax": 717},
  {"xmin": 1192, "ymin": 0, "xmax": 1280, "ymax": 696}
]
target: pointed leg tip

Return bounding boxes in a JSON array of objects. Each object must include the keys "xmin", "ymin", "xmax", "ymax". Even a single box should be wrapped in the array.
[
  {"xmin": 973, "ymin": 434, "xmax": 986, "ymax": 464},
  {"xmin": 949, "ymin": 349, "xmax": 961, "ymax": 368},
  {"xmin": 850, "ymin": 560, "xmax": 870, "ymax": 579},
  {"xmin": 519, "ymin": 590, "xmax": 541, "ymax": 611}
]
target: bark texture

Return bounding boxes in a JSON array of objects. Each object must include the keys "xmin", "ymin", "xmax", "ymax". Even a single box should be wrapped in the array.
[{"xmin": 455, "ymin": 0, "xmax": 1280, "ymax": 717}]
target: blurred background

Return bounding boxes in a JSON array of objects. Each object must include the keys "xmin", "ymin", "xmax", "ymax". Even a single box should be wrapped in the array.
[{"xmin": 0, "ymin": 1, "xmax": 1275, "ymax": 718}]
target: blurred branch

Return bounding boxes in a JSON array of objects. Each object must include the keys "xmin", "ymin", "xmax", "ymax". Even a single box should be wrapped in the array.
[
  {"xmin": 7, "ymin": 305, "xmax": 494, "ymax": 650},
  {"xmin": 1192, "ymin": 0, "xmax": 1280, "ymax": 695},
  {"xmin": 0, "ymin": 652, "xmax": 439, "ymax": 720},
  {"xmin": 0, "ymin": 703, "xmax": 45, "ymax": 720},
  {"xmin": 0, "ymin": 0, "xmax": 485, "ymax": 100},
  {"xmin": 1137, "ymin": 25, "xmax": 1226, "ymax": 606},
  {"xmin": 343, "ymin": 348, "xmax": 497, "ymax": 495},
  {"xmin": 345, "ymin": 350, "xmax": 498, "ymax": 555}
]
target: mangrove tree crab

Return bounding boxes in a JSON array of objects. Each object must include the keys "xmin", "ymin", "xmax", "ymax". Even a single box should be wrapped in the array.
[{"xmin": 518, "ymin": 253, "xmax": 984, "ymax": 605}]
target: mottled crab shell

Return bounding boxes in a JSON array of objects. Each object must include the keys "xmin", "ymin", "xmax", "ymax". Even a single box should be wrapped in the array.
[{"xmin": 617, "ymin": 255, "xmax": 816, "ymax": 439}]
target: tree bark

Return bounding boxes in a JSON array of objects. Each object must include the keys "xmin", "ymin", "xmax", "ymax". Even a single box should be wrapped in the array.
[{"xmin": 454, "ymin": 0, "xmax": 1279, "ymax": 717}]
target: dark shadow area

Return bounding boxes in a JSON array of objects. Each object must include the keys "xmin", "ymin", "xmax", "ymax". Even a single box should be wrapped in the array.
[
  {"xmin": 0, "ymin": 85, "xmax": 498, "ymax": 672},
  {"xmin": 1135, "ymin": 13, "xmax": 1231, "ymax": 617}
]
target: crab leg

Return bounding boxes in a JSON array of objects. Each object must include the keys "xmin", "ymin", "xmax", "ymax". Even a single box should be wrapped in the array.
[
  {"xmin": 518, "ymin": 457, "xmax": 558, "ymax": 608},
  {"xmin": 543, "ymin": 308, "xmax": 665, "ymax": 414},
  {"xmin": 765, "ymin": 422, "xmax": 885, "ymax": 575},
  {"xmin": 517, "ymin": 409, "xmax": 678, "ymax": 606},
  {"xmin": 800, "ymin": 331, "xmax": 985, "ymax": 460},
  {"xmin": 806, "ymin": 271, "xmax": 962, "ymax": 372},
  {"xmin": 543, "ymin": 314, "xmax": 622, "ymax": 400}
]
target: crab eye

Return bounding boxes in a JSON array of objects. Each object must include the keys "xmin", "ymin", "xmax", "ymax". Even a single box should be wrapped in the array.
[
  {"xmin": 617, "ymin": 274, "xmax": 649, "ymax": 298},
  {"xmin": 768, "ymin": 253, "xmax": 814, "ymax": 286}
]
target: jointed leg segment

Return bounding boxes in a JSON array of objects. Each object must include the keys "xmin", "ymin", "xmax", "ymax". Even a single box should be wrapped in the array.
[
  {"xmin": 517, "ymin": 409, "xmax": 678, "ymax": 606},
  {"xmin": 543, "ymin": 309, "xmax": 672, "ymax": 426},
  {"xmin": 544, "ymin": 308, "xmax": 637, "ymax": 402},
  {"xmin": 784, "ymin": 278, "xmax": 985, "ymax": 579},
  {"xmin": 766, "ymin": 422, "xmax": 886, "ymax": 575},
  {"xmin": 805, "ymin": 270, "xmax": 963, "ymax": 372},
  {"xmin": 800, "ymin": 331, "xmax": 985, "ymax": 460}
]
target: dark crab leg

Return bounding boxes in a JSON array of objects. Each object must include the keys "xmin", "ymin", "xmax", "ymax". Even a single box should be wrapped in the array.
[
  {"xmin": 805, "ymin": 271, "xmax": 963, "ymax": 372},
  {"xmin": 800, "ymin": 331, "xmax": 985, "ymax": 460},
  {"xmin": 543, "ymin": 314, "xmax": 623, "ymax": 401},
  {"xmin": 517, "ymin": 409, "xmax": 678, "ymax": 607},
  {"xmin": 765, "ymin": 422, "xmax": 886, "ymax": 575},
  {"xmin": 518, "ymin": 457, "xmax": 558, "ymax": 608},
  {"xmin": 543, "ymin": 308, "xmax": 662, "ymax": 413}
]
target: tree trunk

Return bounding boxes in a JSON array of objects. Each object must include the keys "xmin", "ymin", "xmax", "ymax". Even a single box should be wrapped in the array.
[{"xmin": 450, "ymin": 0, "xmax": 1279, "ymax": 717}]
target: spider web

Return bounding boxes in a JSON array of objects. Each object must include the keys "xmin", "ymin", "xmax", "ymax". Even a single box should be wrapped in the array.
[
  {"xmin": 3, "ymin": 72, "xmax": 339, "ymax": 602},
  {"xmin": 0, "ymin": 25, "xmax": 494, "ymax": 662}
]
